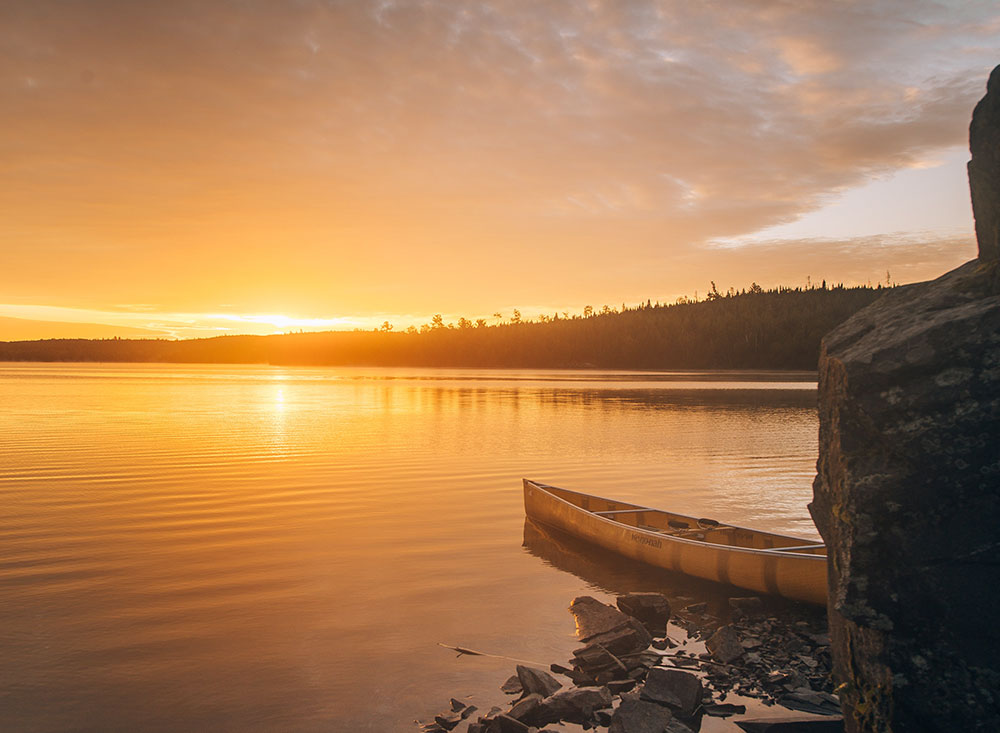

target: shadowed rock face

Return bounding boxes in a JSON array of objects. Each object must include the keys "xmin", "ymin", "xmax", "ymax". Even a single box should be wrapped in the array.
[
  {"xmin": 811, "ymin": 65, "xmax": 1000, "ymax": 733},
  {"xmin": 969, "ymin": 65, "xmax": 1000, "ymax": 262}
]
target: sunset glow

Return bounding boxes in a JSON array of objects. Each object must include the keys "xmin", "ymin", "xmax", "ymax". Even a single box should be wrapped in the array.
[{"xmin": 2, "ymin": 1, "xmax": 998, "ymax": 340}]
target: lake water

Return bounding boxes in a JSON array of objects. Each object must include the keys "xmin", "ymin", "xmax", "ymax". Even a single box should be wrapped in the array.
[{"xmin": 0, "ymin": 364, "xmax": 820, "ymax": 732}]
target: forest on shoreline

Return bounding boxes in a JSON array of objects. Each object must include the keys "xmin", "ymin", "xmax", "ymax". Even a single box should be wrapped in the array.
[{"xmin": 0, "ymin": 282, "xmax": 888, "ymax": 370}]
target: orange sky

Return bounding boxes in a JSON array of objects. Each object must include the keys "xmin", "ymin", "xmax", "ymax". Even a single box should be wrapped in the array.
[{"xmin": 1, "ymin": 1, "xmax": 997, "ymax": 339}]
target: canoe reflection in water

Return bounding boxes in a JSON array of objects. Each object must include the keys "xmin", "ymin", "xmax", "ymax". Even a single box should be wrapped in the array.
[{"xmin": 522, "ymin": 518, "xmax": 823, "ymax": 618}]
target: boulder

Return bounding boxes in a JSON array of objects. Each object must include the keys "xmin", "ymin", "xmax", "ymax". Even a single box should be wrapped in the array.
[
  {"xmin": 969, "ymin": 64, "xmax": 1000, "ymax": 261},
  {"xmin": 706, "ymin": 625, "xmax": 743, "ymax": 664},
  {"xmin": 640, "ymin": 668, "xmax": 703, "ymax": 718},
  {"xmin": 616, "ymin": 592, "xmax": 672, "ymax": 634},
  {"xmin": 609, "ymin": 699, "xmax": 674, "ymax": 733},
  {"xmin": 515, "ymin": 665, "xmax": 562, "ymax": 698},
  {"xmin": 810, "ymin": 65, "xmax": 1000, "ymax": 733}
]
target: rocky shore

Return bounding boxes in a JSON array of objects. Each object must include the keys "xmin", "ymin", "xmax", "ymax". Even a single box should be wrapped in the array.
[{"xmin": 420, "ymin": 592, "xmax": 841, "ymax": 733}]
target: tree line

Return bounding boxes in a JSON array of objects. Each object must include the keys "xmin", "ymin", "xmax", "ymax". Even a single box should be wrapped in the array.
[{"xmin": 0, "ymin": 282, "xmax": 888, "ymax": 370}]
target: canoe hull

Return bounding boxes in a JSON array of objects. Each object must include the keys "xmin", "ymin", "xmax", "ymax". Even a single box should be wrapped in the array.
[{"xmin": 523, "ymin": 480, "xmax": 827, "ymax": 605}]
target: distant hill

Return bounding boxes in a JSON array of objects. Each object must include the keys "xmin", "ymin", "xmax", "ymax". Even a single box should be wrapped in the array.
[
  {"xmin": 0, "ymin": 284, "xmax": 887, "ymax": 370},
  {"xmin": 0, "ymin": 316, "xmax": 161, "ymax": 341}
]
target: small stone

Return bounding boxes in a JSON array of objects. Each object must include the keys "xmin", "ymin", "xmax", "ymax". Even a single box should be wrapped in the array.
[
  {"xmin": 640, "ymin": 668, "xmax": 703, "ymax": 717},
  {"xmin": 706, "ymin": 625, "xmax": 744, "ymax": 664},
  {"xmin": 450, "ymin": 698, "xmax": 466, "ymax": 712},
  {"xmin": 703, "ymin": 702, "xmax": 747, "ymax": 717},
  {"xmin": 681, "ymin": 602, "xmax": 707, "ymax": 615},
  {"xmin": 668, "ymin": 656, "xmax": 700, "ymax": 669},
  {"xmin": 516, "ymin": 665, "xmax": 563, "ymax": 698},
  {"xmin": 434, "ymin": 711, "xmax": 462, "ymax": 730},
  {"xmin": 609, "ymin": 698, "xmax": 674, "ymax": 733},
  {"xmin": 741, "ymin": 637, "xmax": 763, "ymax": 649}
]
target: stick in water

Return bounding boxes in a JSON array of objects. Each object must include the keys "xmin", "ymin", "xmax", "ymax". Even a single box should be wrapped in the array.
[{"xmin": 437, "ymin": 643, "xmax": 549, "ymax": 667}]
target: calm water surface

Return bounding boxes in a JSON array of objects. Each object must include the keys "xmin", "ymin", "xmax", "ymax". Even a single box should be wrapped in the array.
[{"xmin": 0, "ymin": 364, "xmax": 820, "ymax": 732}]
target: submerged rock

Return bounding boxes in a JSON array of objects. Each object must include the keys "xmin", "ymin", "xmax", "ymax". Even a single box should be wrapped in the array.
[{"xmin": 810, "ymin": 65, "xmax": 1000, "ymax": 732}]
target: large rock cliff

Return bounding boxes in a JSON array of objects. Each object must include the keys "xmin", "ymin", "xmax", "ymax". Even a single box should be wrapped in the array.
[{"xmin": 810, "ymin": 66, "xmax": 1000, "ymax": 732}]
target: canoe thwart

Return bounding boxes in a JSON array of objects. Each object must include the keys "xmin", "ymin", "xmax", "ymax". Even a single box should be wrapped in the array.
[{"xmin": 594, "ymin": 508, "xmax": 651, "ymax": 516}]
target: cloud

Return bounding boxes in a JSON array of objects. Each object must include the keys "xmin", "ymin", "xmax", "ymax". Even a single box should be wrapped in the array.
[{"xmin": 0, "ymin": 0, "xmax": 997, "ymax": 325}]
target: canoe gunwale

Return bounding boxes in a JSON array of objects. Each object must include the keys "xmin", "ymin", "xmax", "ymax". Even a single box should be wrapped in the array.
[{"xmin": 524, "ymin": 479, "xmax": 826, "ymax": 562}]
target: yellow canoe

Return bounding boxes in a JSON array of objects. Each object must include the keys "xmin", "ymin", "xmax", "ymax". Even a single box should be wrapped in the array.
[{"xmin": 523, "ymin": 479, "xmax": 828, "ymax": 605}]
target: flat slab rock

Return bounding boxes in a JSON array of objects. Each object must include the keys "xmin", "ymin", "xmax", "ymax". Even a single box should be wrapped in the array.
[
  {"xmin": 529, "ymin": 686, "xmax": 613, "ymax": 726},
  {"xmin": 735, "ymin": 714, "xmax": 844, "ymax": 732},
  {"xmin": 570, "ymin": 596, "xmax": 634, "ymax": 640},
  {"xmin": 573, "ymin": 621, "xmax": 651, "ymax": 662}
]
